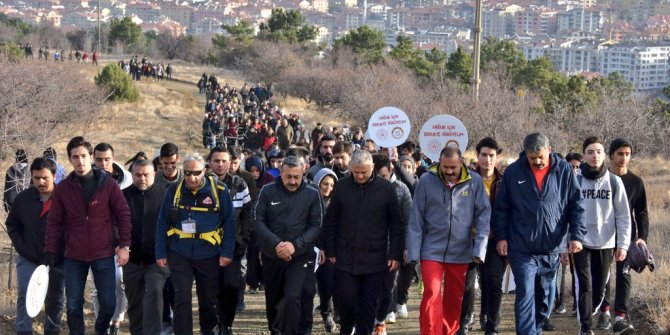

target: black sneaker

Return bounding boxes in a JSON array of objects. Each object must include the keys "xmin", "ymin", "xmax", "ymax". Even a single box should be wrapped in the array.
[
  {"xmin": 580, "ymin": 330, "xmax": 594, "ymax": 335},
  {"xmin": 613, "ymin": 319, "xmax": 635, "ymax": 335},
  {"xmin": 596, "ymin": 313, "xmax": 612, "ymax": 330},
  {"xmin": 542, "ymin": 319, "xmax": 556, "ymax": 331},
  {"xmin": 479, "ymin": 315, "xmax": 487, "ymax": 331}
]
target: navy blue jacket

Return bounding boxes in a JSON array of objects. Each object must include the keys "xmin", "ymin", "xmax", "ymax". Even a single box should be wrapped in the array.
[{"xmin": 493, "ymin": 152, "xmax": 585, "ymax": 254}]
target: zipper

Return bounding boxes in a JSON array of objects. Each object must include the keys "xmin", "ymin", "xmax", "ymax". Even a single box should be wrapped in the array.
[{"xmin": 443, "ymin": 185, "xmax": 454, "ymax": 261}]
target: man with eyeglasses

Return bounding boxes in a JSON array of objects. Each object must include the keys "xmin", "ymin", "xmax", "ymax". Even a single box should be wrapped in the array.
[
  {"xmin": 155, "ymin": 153, "xmax": 236, "ymax": 335},
  {"xmin": 254, "ymin": 155, "xmax": 323, "ymax": 335}
]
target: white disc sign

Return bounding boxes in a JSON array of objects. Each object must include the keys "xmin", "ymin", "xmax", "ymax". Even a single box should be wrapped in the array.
[
  {"xmin": 26, "ymin": 265, "xmax": 50, "ymax": 317},
  {"xmin": 367, "ymin": 107, "xmax": 411, "ymax": 148},
  {"xmin": 419, "ymin": 115, "xmax": 468, "ymax": 162}
]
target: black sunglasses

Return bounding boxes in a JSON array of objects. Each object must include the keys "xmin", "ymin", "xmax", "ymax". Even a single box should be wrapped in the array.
[{"xmin": 184, "ymin": 169, "xmax": 204, "ymax": 177}]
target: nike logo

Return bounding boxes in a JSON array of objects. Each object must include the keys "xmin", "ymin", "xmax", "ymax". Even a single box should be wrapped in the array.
[
  {"xmin": 271, "ymin": 201, "xmax": 281, "ymax": 206},
  {"xmin": 518, "ymin": 180, "xmax": 527, "ymax": 184}
]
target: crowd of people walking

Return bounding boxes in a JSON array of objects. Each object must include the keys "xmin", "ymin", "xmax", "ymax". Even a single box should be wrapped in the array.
[{"xmin": 2, "ymin": 73, "xmax": 655, "ymax": 335}]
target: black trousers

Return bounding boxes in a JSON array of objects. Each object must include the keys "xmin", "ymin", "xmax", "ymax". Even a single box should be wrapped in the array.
[
  {"xmin": 246, "ymin": 234, "xmax": 263, "ymax": 290},
  {"xmin": 573, "ymin": 248, "xmax": 614, "ymax": 332},
  {"xmin": 218, "ymin": 257, "xmax": 242, "ymax": 329},
  {"xmin": 123, "ymin": 262, "xmax": 171, "ymax": 335},
  {"xmin": 168, "ymin": 251, "xmax": 220, "ymax": 335},
  {"xmin": 483, "ymin": 239, "xmax": 506, "ymax": 333},
  {"xmin": 316, "ymin": 261, "xmax": 336, "ymax": 317},
  {"xmin": 602, "ymin": 259, "xmax": 632, "ymax": 315},
  {"xmin": 262, "ymin": 253, "xmax": 313, "ymax": 335},
  {"xmin": 395, "ymin": 262, "xmax": 416, "ymax": 306},
  {"xmin": 460, "ymin": 262, "xmax": 479, "ymax": 323},
  {"xmin": 375, "ymin": 268, "xmax": 398, "ymax": 321},
  {"xmin": 299, "ymin": 250, "xmax": 318, "ymax": 334},
  {"xmin": 336, "ymin": 269, "xmax": 386, "ymax": 335}
]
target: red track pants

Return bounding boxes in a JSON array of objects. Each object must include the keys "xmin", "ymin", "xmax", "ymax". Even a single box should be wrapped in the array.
[{"xmin": 420, "ymin": 260, "xmax": 468, "ymax": 335}]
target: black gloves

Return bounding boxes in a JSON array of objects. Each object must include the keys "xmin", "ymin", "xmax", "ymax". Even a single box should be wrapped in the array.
[{"xmin": 43, "ymin": 252, "xmax": 56, "ymax": 268}]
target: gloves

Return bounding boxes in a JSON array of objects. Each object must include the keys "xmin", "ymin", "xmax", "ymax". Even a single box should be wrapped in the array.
[{"xmin": 43, "ymin": 252, "xmax": 56, "ymax": 268}]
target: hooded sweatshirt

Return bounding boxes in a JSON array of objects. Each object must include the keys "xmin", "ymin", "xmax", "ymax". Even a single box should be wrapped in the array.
[
  {"xmin": 245, "ymin": 156, "xmax": 274, "ymax": 189},
  {"xmin": 313, "ymin": 168, "xmax": 338, "ymax": 208},
  {"xmin": 578, "ymin": 163, "xmax": 632, "ymax": 250}
]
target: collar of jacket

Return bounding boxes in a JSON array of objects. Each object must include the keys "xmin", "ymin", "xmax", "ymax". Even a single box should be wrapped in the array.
[
  {"xmin": 67, "ymin": 167, "xmax": 108, "ymax": 188},
  {"xmin": 580, "ymin": 162, "xmax": 608, "ymax": 180},
  {"xmin": 434, "ymin": 164, "xmax": 471, "ymax": 187},
  {"xmin": 474, "ymin": 166, "xmax": 502, "ymax": 182}
]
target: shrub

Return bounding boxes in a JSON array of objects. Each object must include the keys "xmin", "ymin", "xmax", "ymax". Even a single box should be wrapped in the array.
[{"xmin": 94, "ymin": 64, "xmax": 139, "ymax": 101}]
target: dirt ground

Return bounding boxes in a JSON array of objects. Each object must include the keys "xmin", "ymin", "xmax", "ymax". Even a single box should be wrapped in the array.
[{"xmin": 0, "ymin": 60, "xmax": 661, "ymax": 334}]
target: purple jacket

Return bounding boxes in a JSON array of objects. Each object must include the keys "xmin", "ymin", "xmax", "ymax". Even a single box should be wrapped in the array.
[{"xmin": 45, "ymin": 169, "xmax": 131, "ymax": 262}]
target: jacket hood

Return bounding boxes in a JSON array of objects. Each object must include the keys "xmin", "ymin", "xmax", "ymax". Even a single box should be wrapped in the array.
[
  {"xmin": 112, "ymin": 162, "xmax": 133, "ymax": 189},
  {"xmin": 245, "ymin": 156, "xmax": 265, "ymax": 176},
  {"xmin": 314, "ymin": 168, "xmax": 338, "ymax": 187}
]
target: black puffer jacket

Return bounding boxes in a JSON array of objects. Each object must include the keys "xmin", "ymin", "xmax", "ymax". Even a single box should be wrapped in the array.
[
  {"xmin": 254, "ymin": 178, "xmax": 323, "ymax": 259},
  {"xmin": 323, "ymin": 174, "xmax": 404, "ymax": 275}
]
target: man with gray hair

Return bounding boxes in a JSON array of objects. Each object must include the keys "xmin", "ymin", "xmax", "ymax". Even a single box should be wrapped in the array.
[
  {"xmin": 254, "ymin": 155, "xmax": 323, "ymax": 335},
  {"xmin": 493, "ymin": 133, "xmax": 586, "ymax": 335},
  {"xmin": 155, "ymin": 153, "xmax": 236, "ymax": 335},
  {"xmin": 323, "ymin": 149, "xmax": 404, "ymax": 335}
]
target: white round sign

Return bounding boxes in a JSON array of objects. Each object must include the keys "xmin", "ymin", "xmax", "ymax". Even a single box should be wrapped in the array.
[
  {"xmin": 367, "ymin": 107, "xmax": 411, "ymax": 148},
  {"xmin": 26, "ymin": 265, "xmax": 50, "ymax": 318},
  {"xmin": 419, "ymin": 115, "xmax": 468, "ymax": 162}
]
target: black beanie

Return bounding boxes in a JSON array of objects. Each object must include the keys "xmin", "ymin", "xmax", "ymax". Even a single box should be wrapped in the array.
[{"xmin": 609, "ymin": 138, "xmax": 633, "ymax": 156}]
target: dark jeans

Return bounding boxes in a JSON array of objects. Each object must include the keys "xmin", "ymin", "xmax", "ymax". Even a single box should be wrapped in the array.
[
  {"xmin": 262, "ymin": 253, "xmax": 313, "ymax": 335},
  {"xmin": 64, "ymin": 256, "xmax": 116, "ymax": 335},
  {"xmin": 168, "ymin": 251, "xmax": 220, "ymax": 335},
  {"xmin": 218, "ymin": 257, "xmax": 243, "ymax": 329},
  {"xmin": 508, "ymin": 251, "xmax": 559, "ymax": 335},
  {"xmin": 123, "ymin": 262, "xmax": 171, "ymax": 335},
  {"xmin": 162, "ymin": 276, "xmax": 174, "ymax": 325},
  {"xmin": 483, "ymin": 240, "xmax": 506, "ymax": 333},
  {"xmin": 336, "ymin": 269, "xmax": 386, "ymax": 335},
  {"xmin": 574, "ymin": 248, "xmax": 614, "ymax": 332},
  {"xmin": 16, "ymin": 255, "xmax": 64, "ymax": 335}
]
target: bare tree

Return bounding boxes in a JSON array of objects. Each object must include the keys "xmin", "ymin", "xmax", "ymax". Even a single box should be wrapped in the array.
[
  {"xmin": 156, "ymin": 30, "xmax": 179, "ymax": 59},
  {"xmin": 0, "ymin": 59, "xmax": 108, "ymax": 160}
]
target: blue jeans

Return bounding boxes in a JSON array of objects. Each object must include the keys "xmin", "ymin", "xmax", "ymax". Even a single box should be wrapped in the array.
[
  {"xmin": 508, "ymin": 251, "xmax": 559, "ymax": 335},
  {"xmin": 16, "ymin": 255, "xmax": 65, "ymax": 335},
  {"xmin": 64, "ymin": 257, "xmax": 116, "ymax": 335}
]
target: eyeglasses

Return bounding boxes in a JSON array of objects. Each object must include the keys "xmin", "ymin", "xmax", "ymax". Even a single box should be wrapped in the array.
[{"xmin": 184, "ymin": 169, "xmax": 204, "ymax": 177}]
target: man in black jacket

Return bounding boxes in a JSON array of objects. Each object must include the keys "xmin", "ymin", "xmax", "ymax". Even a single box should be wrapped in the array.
[
  {"xmin": 208, "ymin": 147, "xmax": 252, "ymax": 335},
  {"xmin": 122, "ymin": 159, "xmax": 170, "ymax": 335},
  {"xmin": 6, "ymin": 157, "xmax": 65, "ymax": 335},
  {"xmin": 323, "ymin": 150, "xmax": 404, "ymax": 335},
  {"xmin": 254, "ymin": 155, "xmax": 323, "ymax": 335}
]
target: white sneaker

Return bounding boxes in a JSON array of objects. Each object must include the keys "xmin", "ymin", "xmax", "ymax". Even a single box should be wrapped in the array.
[
  {"xmin": 396, "ymin": 304, "xmax": 409, "ymax": 319},
  {"xmin": 385, "ymin": 311, "xmax": 396, "ymax": 324}
]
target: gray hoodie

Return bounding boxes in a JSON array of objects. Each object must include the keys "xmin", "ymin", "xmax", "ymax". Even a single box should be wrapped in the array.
[
  {"xmin": 578, "ymin": 168, "xmax": 632, "ymax": 250},
  {"xmin": 407, "ymin": 166, "xmax": 490, "ymax": 264}
]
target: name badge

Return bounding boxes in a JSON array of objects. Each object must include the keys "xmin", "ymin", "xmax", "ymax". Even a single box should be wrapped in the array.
[{"xmin": 182, "ymin": 219, "xmax": 197, "ymax": 234}]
